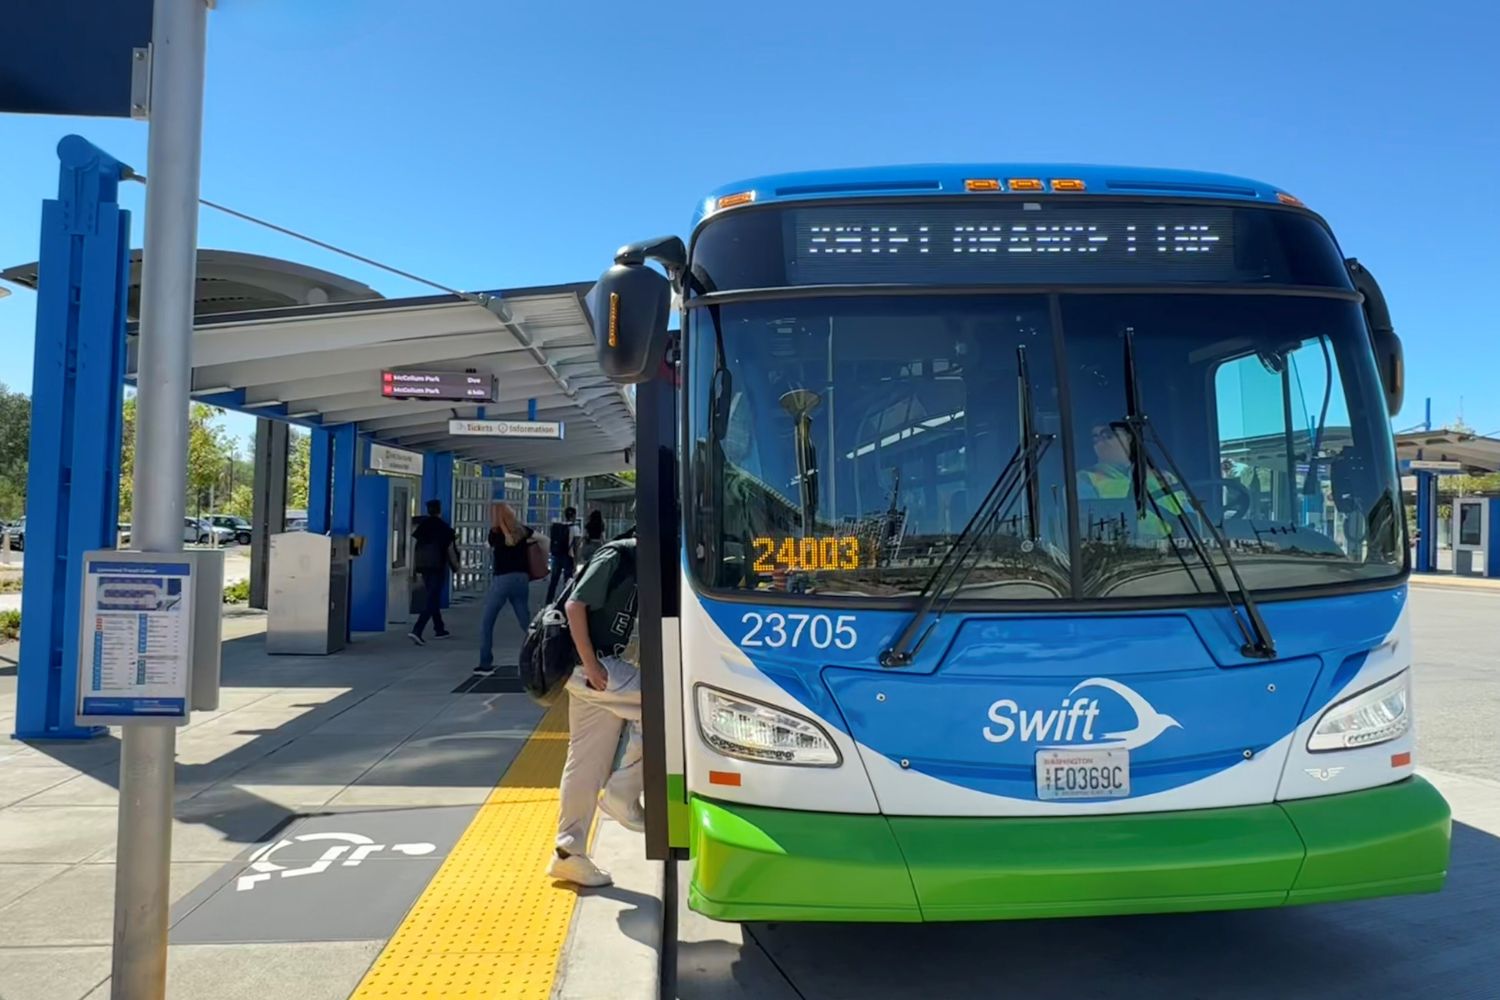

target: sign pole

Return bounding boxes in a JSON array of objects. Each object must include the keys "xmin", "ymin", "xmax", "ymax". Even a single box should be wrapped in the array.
[{"xmin": 112, "ymin": 1, "xmax": 207, "ymax": 996}]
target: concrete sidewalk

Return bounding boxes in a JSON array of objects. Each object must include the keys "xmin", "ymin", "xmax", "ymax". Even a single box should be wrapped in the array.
[
  {"xmin": 0, "ymin": 582, "xmax": 551, "ymax": 1000},
  {"xmin": 1409, "ymin": 571, "xmax": 1500, "ymax": 592}
]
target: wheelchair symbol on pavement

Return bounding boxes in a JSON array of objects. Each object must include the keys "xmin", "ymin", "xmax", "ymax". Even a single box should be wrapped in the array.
[{"xmin": 236, "ymin": 831, "xmax": 436, "ymax": 892}]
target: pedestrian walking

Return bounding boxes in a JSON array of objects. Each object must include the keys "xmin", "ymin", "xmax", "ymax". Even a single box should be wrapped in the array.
[
  {"xmin": 477, "ymin": 502, "xmax": 534, "ymax": 671},
  {"xmin": 408, "ymin": 499, "xmax": 456, "ymax": 645},
  {"xmin": 578, "ymin": 510, "xmax": 606, "ymax": 564},
  {"xmin": 545, "ymin": 506, "xmax": 582, "ymax": 602}
]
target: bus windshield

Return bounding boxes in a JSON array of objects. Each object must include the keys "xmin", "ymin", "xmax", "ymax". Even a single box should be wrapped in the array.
[{"xmin": 685, "ymin": 291, "xmax": 1404, "ymax": 601}]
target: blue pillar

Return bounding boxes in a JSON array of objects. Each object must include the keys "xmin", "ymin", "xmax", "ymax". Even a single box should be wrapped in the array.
[
  {"xmin": 14, "ymin": 137, "xmax": 130, "ymax": 740},
  {"xmin": 308, "ymin": 428, "xmax": 332, "ymax": 534},
  {"xmin": 527, "ymin": 398, "xmax": 538, "ymax": 420},
  {"xmin": 331, "ymin": 424, "xmax": 358, "ymax": 534},
  {"xmin": 1415, "ymin": 470, "xmax": 1437, "ymax": 573}
]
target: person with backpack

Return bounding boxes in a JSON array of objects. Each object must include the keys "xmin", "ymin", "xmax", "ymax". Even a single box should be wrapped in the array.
[
  {"xmin": 548, "ymin": 536, "xmax": 645, "ymax": 888},
  {"xmin": 545, "ymin": 506, "xmax": 582, "ymax": 603},
  {"xmin": 408, "ymin": 499, "xmax": 456, "ymax": 645},
  {"xmin": 578, "ymin": 510, "xmax": 606, "ymax": 563},
  {"xmin": 477, "ymin": 502, "xmax": 535, "ymax": 671}
]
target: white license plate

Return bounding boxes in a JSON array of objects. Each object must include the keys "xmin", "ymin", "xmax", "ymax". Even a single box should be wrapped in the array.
[{"xmin": 1035, "ymin": 748, "xmax": 1130, "ymax": 800}]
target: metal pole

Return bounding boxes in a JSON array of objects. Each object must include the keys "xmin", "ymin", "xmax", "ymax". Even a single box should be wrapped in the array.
[{"xmin": 112, "ymin": 2, "xmax": 207, "ymax": 997}]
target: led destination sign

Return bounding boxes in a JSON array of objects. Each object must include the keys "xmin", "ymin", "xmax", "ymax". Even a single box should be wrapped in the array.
[{"xmin": 381, "ymin": 370, "xmax": 498, "ymax": 402}]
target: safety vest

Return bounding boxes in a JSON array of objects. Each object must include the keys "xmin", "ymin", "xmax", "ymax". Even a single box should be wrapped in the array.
[{"xmin": 1079, "ymin": 464, "xmax": 1184, "ymax": 535}]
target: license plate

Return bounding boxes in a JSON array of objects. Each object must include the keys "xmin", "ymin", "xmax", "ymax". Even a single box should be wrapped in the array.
[{"xmin": 1035, "ymin": 748, "xmax": 1130, "ymax": 800}]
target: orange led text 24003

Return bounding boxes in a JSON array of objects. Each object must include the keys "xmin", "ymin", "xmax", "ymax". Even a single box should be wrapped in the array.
[{"xmin": 751, "ymin": 536, "xmax": 861, "ymax": 573}]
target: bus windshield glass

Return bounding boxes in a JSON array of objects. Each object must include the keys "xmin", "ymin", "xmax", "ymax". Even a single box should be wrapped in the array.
[{"xmin": 686, "ymin": 291, "xmax": 1404, "ymax": 601}]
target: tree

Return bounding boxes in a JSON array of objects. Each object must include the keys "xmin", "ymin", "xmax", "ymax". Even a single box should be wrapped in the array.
[
  {"xmin": 0, "ymin": 384, "xmax": 30, "ymax": 519},
  {"xmin": 187, "ymin": 404, "xmax": 233, "ymax": 514},
  {"xmin": 287, "ymin": 430, "xmax": 311, "ymax": 511},
  {"xmin": 224, "ymin": 482, "xmax": 255, "ymax": 519},
  {"xmin": 119, "ymin": 396, "xmax": 136, "ymax": 518}
]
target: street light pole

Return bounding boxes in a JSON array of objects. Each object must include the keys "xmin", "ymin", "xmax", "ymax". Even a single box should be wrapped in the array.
[{"xmin": 111, "ymin": 2, "xmax": 207, "ymax": 997}]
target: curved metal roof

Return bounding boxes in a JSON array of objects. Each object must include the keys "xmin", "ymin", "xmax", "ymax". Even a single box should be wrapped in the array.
[{"xmin": 1, "ymin": 248, "xmax": 382, "ymax": 320}]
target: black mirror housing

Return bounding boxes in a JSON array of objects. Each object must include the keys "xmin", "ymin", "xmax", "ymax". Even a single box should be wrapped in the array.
[
  {"xmin": 1346, "ymin": 258, "xmax": 1404, "ymax": 418},
  {"xmin": 586, "ymin": 262, "xmax": 672, "ymax": 384}
]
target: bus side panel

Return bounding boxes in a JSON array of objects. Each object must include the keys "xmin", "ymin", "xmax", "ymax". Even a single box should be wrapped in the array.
[
  {"xmin": 681, "ymin": 581, "xmax": 881, "ymax": 814},
  {"xmin": 1275, "ymin": 595, "xmax": 1416, "ymax": 800}
]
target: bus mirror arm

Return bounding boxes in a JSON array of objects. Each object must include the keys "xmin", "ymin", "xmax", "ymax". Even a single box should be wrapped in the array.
[
  {"xmin": 1346, "ymin": 258, "xmax": 1404, "ymax": 417},
  {"xmin": 615, "ymin": 236, "xmax": 687, "ymax": 282}
]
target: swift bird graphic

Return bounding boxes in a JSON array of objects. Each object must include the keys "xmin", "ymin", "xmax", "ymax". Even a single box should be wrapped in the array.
[{"xmin": 1066, "ymin": 677, "xmax": 1181, "ymax": 750}]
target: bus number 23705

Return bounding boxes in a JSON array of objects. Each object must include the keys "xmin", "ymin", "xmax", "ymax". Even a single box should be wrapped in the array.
[{"xmin": 740, "ymin": 612, "xmax": 858, "ymax": 650}]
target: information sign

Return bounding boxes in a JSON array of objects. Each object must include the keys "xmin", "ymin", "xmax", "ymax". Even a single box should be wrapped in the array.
[
  {"xmin": 76, "ymin": 556, "xmax": 194, "ymax": 723},
  {"xmin": 448, "ymin": 418, "xmax": 564, "ymax": 439}
]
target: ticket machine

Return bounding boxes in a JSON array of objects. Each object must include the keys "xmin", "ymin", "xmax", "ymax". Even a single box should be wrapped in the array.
[
  {"xmin": 1452, "ymin": 497, "xmax": 1500, "ymax": 577},
  {"xmin": 351, "ymin": 474, "xmax": 417, "ymax": 630}
]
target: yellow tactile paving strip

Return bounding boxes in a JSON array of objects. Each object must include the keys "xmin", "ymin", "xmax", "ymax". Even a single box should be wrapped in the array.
[{"xmin": 350, "ymin": 699, "xmax": 584, "ymax": 999}]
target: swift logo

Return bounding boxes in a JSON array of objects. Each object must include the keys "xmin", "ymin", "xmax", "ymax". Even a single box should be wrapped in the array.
[
  {"xmin": 1304, "ymin": 767, "xmax": 1346, "ymax": 782},
  {"xmin": 983, "ymin": 677, "xmax": 1182, "ymax": 751}
]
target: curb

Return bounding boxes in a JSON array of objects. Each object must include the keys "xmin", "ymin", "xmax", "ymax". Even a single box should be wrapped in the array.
[{"xmin": 552, "ymin": 819, "xmax": 665, "ymax": 999}]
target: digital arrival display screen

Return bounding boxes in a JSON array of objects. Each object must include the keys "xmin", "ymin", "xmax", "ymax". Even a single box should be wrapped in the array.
[
  {"xmin": 788, "ymin": 204, "xmax": 1236, "ymax": 284},
  {"xmin": 381, "ymin": 370, "xmax": 498, "ymax": 402},
  {"xmin": 685, "ymin": 200, "xmax": 1353, "ymax": 292}
]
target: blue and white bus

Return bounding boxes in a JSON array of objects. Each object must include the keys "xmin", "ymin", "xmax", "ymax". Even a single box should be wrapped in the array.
[{"xmin": 588, "ymin": 165, "xmax": 1451, "ymax": 922}]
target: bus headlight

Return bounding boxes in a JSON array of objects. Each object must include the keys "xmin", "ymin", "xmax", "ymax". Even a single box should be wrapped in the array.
[
  {"xmin": 1308, "ymin": 671, "xmax": 1410, "ymax": 752},
  {"xmin": 696, "ymin": 685, "xmax": 841, "ymax": 767}
]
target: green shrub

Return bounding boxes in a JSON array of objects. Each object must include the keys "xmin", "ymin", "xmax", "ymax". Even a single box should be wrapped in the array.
[
  {"xmin": 222, "ymin": 578, "xmax": 251, "ymax": 604},
  {"xmin": 0, "ymin": 609, "xmax": 19, "ymax": 640}
]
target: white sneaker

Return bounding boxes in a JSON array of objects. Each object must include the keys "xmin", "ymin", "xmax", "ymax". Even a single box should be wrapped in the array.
[
  {"xmin": 598, "ymin": 790, "xmax": 646, "ymax": 833},
  {"xmin": 548, "ymin": 852, "xmax": 612, "ymax": 887},
  {"xmin": 406, "ymin": 632, "xmax": 425, "ymax": 646}
]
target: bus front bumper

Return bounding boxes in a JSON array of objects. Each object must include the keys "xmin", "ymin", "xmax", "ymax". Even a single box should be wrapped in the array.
[{"xmin": 687, "ymin": 777, "xmax": 1451, "ymax": 922}]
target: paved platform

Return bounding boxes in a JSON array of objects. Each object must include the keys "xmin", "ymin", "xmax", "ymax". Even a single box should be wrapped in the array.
[
  {"xmin": 0, "ymin": 581, "xmax": 660, "ymax": 1000},
  {"xmin": 3, "ymin": 582, "xmax": 1498, "ymax": 999}
]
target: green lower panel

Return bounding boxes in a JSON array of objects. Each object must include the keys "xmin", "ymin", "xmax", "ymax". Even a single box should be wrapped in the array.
[
  {"xmin": 689, "ymin": 798, "xmax": 921, "ymax": 922},
  {"xmin": 1282, "ymin": 777, "xmax": 1452, "ymax": 905},
  {"xmin": 890, "ymin": 803, "xmax": 1304, "ymax": 919},
  {"xmin": 688, "ymin": 778, "xmax": 1451, "ymax": 923}
]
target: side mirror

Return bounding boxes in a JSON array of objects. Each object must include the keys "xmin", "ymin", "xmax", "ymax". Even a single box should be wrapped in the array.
[
  {"xmin": 1346, "ymin": 258, "xmax": 1404, "ymax": 417},
  {"xmin": 585, "ymin": 236, "xmax": 685, "ymax": 385}
]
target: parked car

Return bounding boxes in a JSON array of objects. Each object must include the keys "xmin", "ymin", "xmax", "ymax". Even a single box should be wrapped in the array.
[
  {"xmin": 118, "ymin": 522, "xmax": 131, "ymax": 546},
  {"xmin": 205, "ymin": 514, "xmax": 253, "ymax": 545},
  {"xmin": 185, "ymin": 517, "xmax": 235, "ymax": 545},
  {"xmin": 285, "ymin": 517, "xmax": 308, "ymax": 532},
  {"xmin": 5, "ymin": 518, "xmax": 23, "ymax": 551}
]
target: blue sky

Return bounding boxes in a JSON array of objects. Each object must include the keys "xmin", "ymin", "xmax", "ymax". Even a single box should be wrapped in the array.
[{"xmin": 2, "ymin": 0, "xmax": 1497, "ymax": 445}]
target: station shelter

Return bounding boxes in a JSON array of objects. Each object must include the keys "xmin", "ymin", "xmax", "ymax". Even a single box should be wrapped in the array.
[
  {"xmin": 5, "ymin": 137, "xmax": 633, "ymax": 740},
  {"xmin": 1396, "ymin": 428, "xmax": 1500, "ymax": 577}
]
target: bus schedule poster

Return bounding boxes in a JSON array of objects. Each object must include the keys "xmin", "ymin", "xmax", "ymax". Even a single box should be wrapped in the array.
[{"xmin": 76, "ymin": 555, "xmax": 195, "ymax": 725}]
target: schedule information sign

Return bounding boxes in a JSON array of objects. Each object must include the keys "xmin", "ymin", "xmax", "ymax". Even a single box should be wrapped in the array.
[{"xmin": 77, "ymin": 559, "xmax": 194, "ymax": 721}]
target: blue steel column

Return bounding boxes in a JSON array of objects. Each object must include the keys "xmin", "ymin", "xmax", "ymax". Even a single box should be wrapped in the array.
[
  {"xmin": 307, "ymin": 427, "xmax": 332, "ymax": 533},
  {"xmin": 13, "ymin": 137, "xmax": 130, "ymax": 741},
  {"xmin": 331, "ymin": 424, "xmax": 358, "ymax": 534},
  {"xmin": 1415, "ymin": 470, "xmax": 1436, "ymax": 572}
]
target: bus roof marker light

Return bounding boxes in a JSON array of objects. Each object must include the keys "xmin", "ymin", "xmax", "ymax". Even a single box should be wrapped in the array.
[
  {"xmin": 965, "ymin": 178, "xmax": 1002, "ymax": 192},
  {"xmin": 1008, "ymin": 178, "xmax": 1045, "ymax": 192},
  {"xmin": 716, "ymin": 190, "xmax": 756, "ymax": 210},
  {"xmin": 1050, "ymin": 178, "xmax": 1086, "ymax": 192},
  {"xmin": 1276, "ymin": 192, "xmax": 1305, "ymax": 207}
]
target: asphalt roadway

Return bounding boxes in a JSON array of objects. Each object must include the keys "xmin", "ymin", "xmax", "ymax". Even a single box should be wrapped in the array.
[{"xmin": 676, "ymin": 581, "xmax": 1500, "ymax": 1000}]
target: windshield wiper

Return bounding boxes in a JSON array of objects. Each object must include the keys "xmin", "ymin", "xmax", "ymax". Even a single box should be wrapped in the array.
[
  {"xmin": 1116, "ymin": 329, "xmax": 1277, "ymax": 660},
  {"xmin": 881, "ymin": 345, "xmax": 1054, "ymax": 667}
]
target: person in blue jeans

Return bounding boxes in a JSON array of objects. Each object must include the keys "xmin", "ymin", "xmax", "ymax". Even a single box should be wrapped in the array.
[{"xmin": 477, "ymin": 502, "xmax": 534, "ymax": 672}]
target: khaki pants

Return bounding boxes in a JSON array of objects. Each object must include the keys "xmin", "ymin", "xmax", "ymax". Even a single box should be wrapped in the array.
[{"xmin": 556, "ymin": 656, "xmax": 643, "ymax": 855}]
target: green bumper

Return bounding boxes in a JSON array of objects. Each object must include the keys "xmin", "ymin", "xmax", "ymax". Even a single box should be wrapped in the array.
[{"xmin": 687, "ymin": 777, "xmax": 1451, "ymax": 922}]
